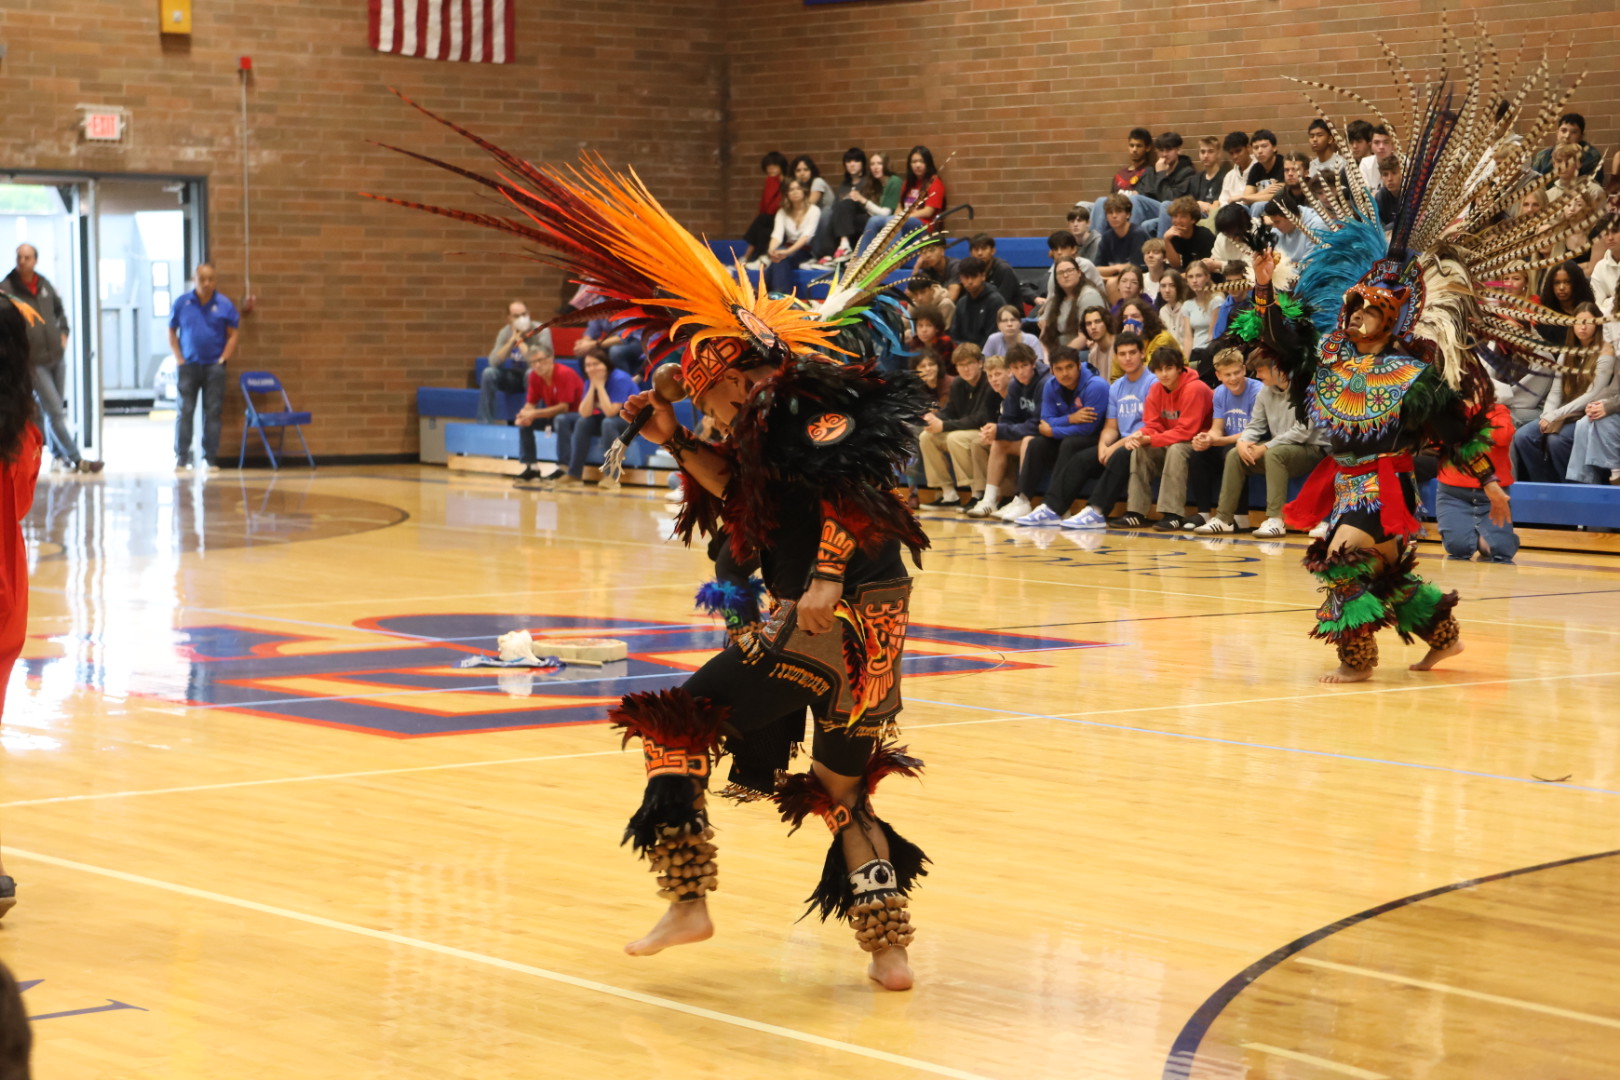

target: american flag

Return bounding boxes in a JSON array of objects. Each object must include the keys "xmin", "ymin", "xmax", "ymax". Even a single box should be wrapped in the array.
[{"xmin": 368, "ymin": 0, "xmax": 514, "ymax": 63}]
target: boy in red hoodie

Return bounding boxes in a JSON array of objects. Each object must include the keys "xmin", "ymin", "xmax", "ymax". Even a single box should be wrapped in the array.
[
  {"xmin": 1436, "ymin": 398, "xmax": 1518, "ymax": 562},
  {"xmin": 1118, "ymin": 345, "xmax": 1214, "ymax": 529}
]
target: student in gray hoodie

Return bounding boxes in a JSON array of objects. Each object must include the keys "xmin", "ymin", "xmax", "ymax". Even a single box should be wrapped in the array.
[{"xmin": 1194, "ymin": 346, "xmax": 1329, "ymax": 536}]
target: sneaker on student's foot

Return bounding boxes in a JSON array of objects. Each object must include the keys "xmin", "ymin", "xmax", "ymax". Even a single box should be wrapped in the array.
[
  {"xmin": 1233, "ymin": 513, "xmax": 1252, "ymax": 529},
  {"xmin": 1182, "ymin": 513, "xmax": 1208, "ymax": 530},
  {"xmin": 994, "ymin": 495, "xmax": 1032, "ymax": 521},
  {"xmin": 965, "ymin": 495, "xmax": 996, "ymax": 518},
  {"xmin": 1193, "ymin": 516, "xmax": 1234, "ymax": 535},
  {"xmin": 1254, "ymin": 517, "xmax": 1287, "ymax": 538},
  {"xmin": 514, "ymin": 467, "xmax": 547, "ymax": 483},
  {"xmin": 1109, "ymin": 511, "xmax": 1148, "ymax": 528},
  {"xmin": 935, "ymin": 487, "xmax": 960, "ymax": 506},
  {"xmin": 1015, "ymin": 504, "xmax": 1062, "ymax": 527},
  {"xmin": 1061, "ymin": 506, "xmax": 1107, "ymax": 530},
  {"xmin": 1152, "ymin": 514, "xmax": 1185, "ymax": 532},
  {"xmin": 1308, "ymin": 520, "xmax": 1329, "ymax": 539}
]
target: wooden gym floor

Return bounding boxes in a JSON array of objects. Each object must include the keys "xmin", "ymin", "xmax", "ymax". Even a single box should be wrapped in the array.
[{"xmin": 4, "ymin": 464, "xmax": 1619, "ymax": 1080}]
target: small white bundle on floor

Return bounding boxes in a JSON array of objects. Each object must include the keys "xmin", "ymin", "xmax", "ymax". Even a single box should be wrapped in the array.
[{"xmin": 456, "ymin": 630, "xmax": 629, "ymax": 670}]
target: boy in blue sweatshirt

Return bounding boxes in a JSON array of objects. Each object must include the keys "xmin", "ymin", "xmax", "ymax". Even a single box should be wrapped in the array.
[
  {"xmin": 968, "ymin": 343, "xmax": 1048, "ymax": 517},
  {"xmin": 1000, "ymin": 346, "xmax": 1111, "ymax": 523},
  {"xmin": 1020, "ymin": 333, "xmax": 1160, "ymax": 526}
]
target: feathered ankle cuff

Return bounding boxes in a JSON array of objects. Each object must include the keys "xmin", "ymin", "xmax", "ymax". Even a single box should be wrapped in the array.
[
  {"xmin": 611, "ymin": 689, "xmax": 730, "ymax": 895},
  {"xmin": 772, "ymin": 745, "xmax": 930, "ymax": 943}
]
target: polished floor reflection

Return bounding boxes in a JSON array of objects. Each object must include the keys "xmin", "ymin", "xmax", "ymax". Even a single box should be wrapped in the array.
[{"xmin": 4, "ymin": 465, "xmax": 1620, "ymax": 1080}]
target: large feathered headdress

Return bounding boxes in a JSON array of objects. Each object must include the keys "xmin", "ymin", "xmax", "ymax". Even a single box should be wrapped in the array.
[
  {"xmin": 362, "ymin": 91, "xmax": 928, "ymax": 400},
  {"xmin": 1282, "ymin": 19, "xmax": 1610, "ymax": 390}
]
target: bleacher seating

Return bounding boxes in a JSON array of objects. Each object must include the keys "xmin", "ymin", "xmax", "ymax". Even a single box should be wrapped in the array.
[{"xmin": 409, "ymin": 236, "xmax": 1620, "ymax": 541}]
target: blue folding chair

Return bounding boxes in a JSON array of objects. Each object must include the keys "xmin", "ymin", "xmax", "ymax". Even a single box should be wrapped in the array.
[{"xmin": 238, "ymin": 370, "xmax": 315, "ymax": 469}]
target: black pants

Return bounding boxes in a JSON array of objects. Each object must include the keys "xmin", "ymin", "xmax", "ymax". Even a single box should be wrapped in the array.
[
  {"xmin": 1019, "ymin": 433, "xmax": 1098, "ymax": 498},
  {"xmin": 743, "ymin": 212, "xmax": 775, "ymax": 255},
  {"xmin": 824, "ymin": 199, "xmax": 869, "ymax": 255},
  {"xmin": 686, "ymin": 643, "xmax": 876, "ymax": 790},
  {"xmin": 1187, "ymin": 445, "xmax": 1235, "ymax": 513},
  {"xmin": 1047, "ymin": 444, "xmax": 1133, "ymax": 517},
  {"xmin": 176, "ymin": 362, "xmax": 227, "ymax": 465},
  {"xmin": 517, "ymin": 416, "xmax": 557, "ymax": 464}
]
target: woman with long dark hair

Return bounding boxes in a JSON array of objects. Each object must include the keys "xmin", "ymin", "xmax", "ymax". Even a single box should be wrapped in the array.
[
  {"xmin": 1039, "ymin": 257, "xmax": 1107, "ymax": 357},
  {"xmin": 854, "ymin": 145, "xmax": 946, "ymax": 255},
  {"xmin": 814, "ymin": 147, "xmax": 870, "ymax": 262},
  {"xmin": 899, "ymin": 145, "xmax": 945, "ymax": 230},
  {"xmin": 790, "ymin": 155, "xmax": 835, "ymax": 210},
  {"xmin": 1513, "ymin": 301, "xmax": 1616, "ymax": 482},
  {"xmin": 0, "ymin": 293, "xmax": 44, "ymax": 919},
  {"xmin": 1534, "ymin": 260, "xmax": 1597, "ymax": 345}
]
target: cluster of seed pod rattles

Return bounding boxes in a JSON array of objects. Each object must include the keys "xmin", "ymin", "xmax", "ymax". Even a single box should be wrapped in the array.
[
  {"xmin": 847, "ymin": 858, "xmax": 913, "ymax": 952},
  {"xmin": 650, "ymin": 822, "xmax": 718, "ymax": 901},
  {"xmin": 851, "ymin": 893, "xmax": 914, "ymax": 952}
]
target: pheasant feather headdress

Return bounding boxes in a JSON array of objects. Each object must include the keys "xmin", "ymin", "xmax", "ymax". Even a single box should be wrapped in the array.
[
  {"xmin": 1284, "ymin": 18, "xmax": 1610, "ymax": 388},
  {"xmin": 363, "ymin": 91, "xmax": 927, "ymax": 400}
]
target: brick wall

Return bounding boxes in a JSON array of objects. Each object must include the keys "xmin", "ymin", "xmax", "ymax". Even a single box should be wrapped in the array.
[
  {"xmin": 2, "ymin": 0, "xmax": 1614, "ymax": 458},
  {"xmin": 720, "ymin": 0, "xmax": 1618, "ymax": 237},
  {"xmin": 0, "ymin": 0, "xmax": 726, "ymax": 458}
]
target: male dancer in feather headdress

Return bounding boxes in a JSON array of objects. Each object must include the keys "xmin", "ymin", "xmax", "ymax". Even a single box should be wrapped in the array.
[
  {"xmin": 368, "ymin": 97, "xmax": 936, "ymax": 989},
  {"xmin": 1227, "ymin": 24, "xmax": 1611, "ymax": 683}
]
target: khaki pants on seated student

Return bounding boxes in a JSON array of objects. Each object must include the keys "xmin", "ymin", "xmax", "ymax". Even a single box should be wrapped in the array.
[
  {"xmin": 1127, "ymin": 442, "xmax": 1195, "ymax": 515},
  {"xmin": 1215, "ymin": 442, "xmax": 1325, "ymax": 521},
  {"xmin": 920, "ymin": 429, "xmax": 988, "ymax": 495}
]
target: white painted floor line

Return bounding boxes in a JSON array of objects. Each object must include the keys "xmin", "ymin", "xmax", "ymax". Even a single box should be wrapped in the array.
[
  {"xmin": 2, "ymin": 847, "xmax": 996, "ymax": 1080},
  {"xmin": 1241, "ymin": 1042, "xmax": 1388, "ymax": 1079},
  {"xmin": 0, "ymin": 749, "xmax": 625, "ymax": 808},
  {"xmin": 1296, "ymin": 958, "xmax": 1620, "ymax": 1030}
]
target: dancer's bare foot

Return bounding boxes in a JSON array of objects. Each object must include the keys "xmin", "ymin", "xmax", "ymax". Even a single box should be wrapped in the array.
[
  {"xmin": 625, "ymin": 899, "xmax": 713, "ymax": 956},
  {"xmin": 1410, "ymin": 640, "xmax": 1464, "ymax": 671},
  {"xmin": 1320, "ymin": 665, "xmax": 1374, "ymax": 684},
  {"xmin": 866, "ymin": 946, "xmax": 914, "ymax": 991}
]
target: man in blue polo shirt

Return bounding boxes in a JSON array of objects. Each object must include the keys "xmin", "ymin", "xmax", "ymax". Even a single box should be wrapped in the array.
[{"xmin": 167, "ymin": 263, "xmax": 239, "ymax": 470}]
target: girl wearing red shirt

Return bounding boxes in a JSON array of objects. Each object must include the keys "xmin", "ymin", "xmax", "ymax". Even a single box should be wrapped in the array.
[
  {"xmin": 899, "ymin": 145, "xmax": 946, "ymax": 232},
  {"xmin": 0, "ymin": 293, "xmax": 43, "ymax": 919},
  {"xmin": 741, "ymin": 151, "xmax": 789, "ymax": 266}
]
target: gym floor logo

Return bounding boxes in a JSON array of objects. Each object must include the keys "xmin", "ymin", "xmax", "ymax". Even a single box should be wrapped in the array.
[{"xmin": 126, "ymin": 614, "xmax": 1108, "ymax": 738}]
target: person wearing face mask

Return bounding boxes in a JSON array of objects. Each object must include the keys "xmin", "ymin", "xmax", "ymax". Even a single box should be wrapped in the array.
[{"xmin": 478, "ymin": 300, "xmax": 552, "ymax": 425}]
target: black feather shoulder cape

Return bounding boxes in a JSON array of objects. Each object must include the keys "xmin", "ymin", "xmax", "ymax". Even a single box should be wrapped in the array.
[{"xmin": 673, "ymin": 356, "xmax": 931, "ymax": 567}]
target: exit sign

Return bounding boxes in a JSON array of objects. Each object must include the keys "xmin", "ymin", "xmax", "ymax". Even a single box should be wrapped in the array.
[{"xmin": 84, "ymin": 112, "xmax": 124, "ymax": 141}]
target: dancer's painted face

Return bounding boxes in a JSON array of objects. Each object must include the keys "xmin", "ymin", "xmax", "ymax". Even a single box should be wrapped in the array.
[{"xmin": 1347, "ymin": 304, "xmax": 1391, "ymax": 347}]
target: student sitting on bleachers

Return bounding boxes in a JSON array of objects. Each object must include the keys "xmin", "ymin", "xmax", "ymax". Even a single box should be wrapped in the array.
[
  {"xmin": 1512, "ymin": 303, "xmax": 1614, "ymax": 483},
  {"xmin": 1194, "ymin": 346, "xmax": 1328, "ymax": 536},
  {"xmin": 513, "ymin": 342, "xmax": 583, "ymax": 484},
  {"xmin": 552, "ymin": 346, "xmax": 636, "ymax": 487},
  {"xmin": 968, "ymin": 234, "xmax": 1026, "ymax": 310},
  {"xmin": 967, "ymin": 345, "xmax": 1046, "ymax": 518},
  {"xmin": 478, "ymin": 300, "xmax": 551, "ymax": 424}
]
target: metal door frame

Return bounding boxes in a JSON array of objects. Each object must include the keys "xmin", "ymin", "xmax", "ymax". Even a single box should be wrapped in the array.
[{"xmin": 0, "ymin": 168, "xmax": 208, "ymax": 456}]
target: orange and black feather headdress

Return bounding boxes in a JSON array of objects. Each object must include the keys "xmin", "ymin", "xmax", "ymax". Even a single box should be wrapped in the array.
[{"xmin": 362, "ymin": 90, "xmax": 846, "ymax": 398}]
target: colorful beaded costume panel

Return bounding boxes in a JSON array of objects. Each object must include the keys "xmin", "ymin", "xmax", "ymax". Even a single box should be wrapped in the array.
[{"xmin": 1308, "ymin": 337, "xmax": 1429, "ymax": 443}]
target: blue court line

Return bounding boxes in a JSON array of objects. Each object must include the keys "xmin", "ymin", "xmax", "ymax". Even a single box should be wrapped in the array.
[
  {"xmin": 903, "ymin": 694, "xmax": 1620, "ymax": 797},
  {"xmin": 171, "ymin": 644, "xmax": 1106, "ymax": 711}
]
